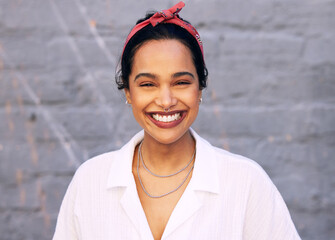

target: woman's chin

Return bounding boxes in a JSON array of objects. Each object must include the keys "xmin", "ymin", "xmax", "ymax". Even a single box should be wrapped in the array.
[{"xmin": 143, "ymin": 127, "xmax": 192, "ymax": 146}]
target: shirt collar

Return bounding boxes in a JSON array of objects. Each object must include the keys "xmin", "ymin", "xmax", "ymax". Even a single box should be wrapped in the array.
[
  {"xmin": 107, "ymin": 130, "xmax": 144, "ymax": 188},
  {"xmin": 189, "ymin": 128, "xmax": 220, "ymax": 194},
  {"xmin": 107, "ymin": 129, "xmax": 220, "ymax": 194}
]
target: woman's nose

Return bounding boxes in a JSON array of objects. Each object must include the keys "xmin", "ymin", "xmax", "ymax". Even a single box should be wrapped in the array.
[{"xmin": 155, "ymin": 87, "xmax": 177, "ymax": 110}]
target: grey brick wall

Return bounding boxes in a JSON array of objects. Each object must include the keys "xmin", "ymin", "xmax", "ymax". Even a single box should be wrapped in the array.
[{"xmin": 0, "ymin": 0, "xmax": 334, "ymax": 239}]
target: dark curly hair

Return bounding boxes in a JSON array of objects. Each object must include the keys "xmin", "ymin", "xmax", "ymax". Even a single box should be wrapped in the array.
[{"xmin": 115, "ymin": 12, "xmax": 208, "ymax": 90}]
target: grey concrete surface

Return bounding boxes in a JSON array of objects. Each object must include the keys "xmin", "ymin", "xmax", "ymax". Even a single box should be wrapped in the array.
[{"xmin": 0, "ymin": 0, "xmax": 334, "ymax": 239}]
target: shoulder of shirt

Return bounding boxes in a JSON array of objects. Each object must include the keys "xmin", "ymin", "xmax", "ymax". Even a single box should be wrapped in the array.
[
  {"xmin": 209, "ymin": 143, "xmax": 271, "ymax": 181},
  {"xmin": 193, "ymin": 130, "xmax": 271, "ymax": 182},
  {"xmin": 210, "ymin": 145, "xmax": 277, "ymax": 194},
  {"xmin": 73, "ymin": 149, "xmax": 120, "ymax": 178}
]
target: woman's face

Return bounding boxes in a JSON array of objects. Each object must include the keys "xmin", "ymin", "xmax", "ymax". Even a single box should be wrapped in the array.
[{"xmin": 125, "ymin": 39, "xmax": 202, "ymax": 145}]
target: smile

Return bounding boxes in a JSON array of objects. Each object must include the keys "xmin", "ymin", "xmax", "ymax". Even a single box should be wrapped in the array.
[
  {"xmin": 152, "ymin": 113, "xmax": 181, "ymax": 122},
  {"xmin": 147, "ymin": 110, "xmax": 186, "ymax": 129}
]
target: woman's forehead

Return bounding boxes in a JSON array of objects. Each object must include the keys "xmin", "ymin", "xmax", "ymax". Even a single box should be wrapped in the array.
[{"xmin": 130, "ymin": 40, "xmax": 197, "ymax": 77}]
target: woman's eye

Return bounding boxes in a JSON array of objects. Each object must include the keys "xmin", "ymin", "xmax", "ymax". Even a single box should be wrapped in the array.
[
  {"xmin": 139, "ymin": 83, "xmax": 154, "ymax": 87},
  {"xmin": 176, "ymin": 81, "xmax": 191, "ymax": 85}
]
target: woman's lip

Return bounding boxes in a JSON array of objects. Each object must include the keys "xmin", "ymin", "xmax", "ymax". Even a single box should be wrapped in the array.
[{"xmin": 146, "ymin": 111, "xmax": 186, "ymax": 128}]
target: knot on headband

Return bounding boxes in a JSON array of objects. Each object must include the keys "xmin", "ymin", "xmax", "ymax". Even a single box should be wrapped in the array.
[
  {"xmin": 149, "ymin": 2, "xmax": 184, "ymax": 26},
  {"xmin": 122, "ymin": 1, "xmax": 204, "ymax": 61}
]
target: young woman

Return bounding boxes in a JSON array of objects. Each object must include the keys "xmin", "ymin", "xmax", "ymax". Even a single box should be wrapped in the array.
[{"xmin": 53, "ymin": 2, "xmax": 301, "ymax": 239}]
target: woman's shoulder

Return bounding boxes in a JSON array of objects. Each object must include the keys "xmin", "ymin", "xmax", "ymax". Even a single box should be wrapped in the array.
[
  {"xmin": 191, "ymin": 129, "xmax": 268, "ymax": 177},
  {"xmin": 81, "ymin": 150, "xmax": 117, "ymax": 168},
  {"xmin": 211, "ymin": 145, "xmax": 276, "ymax": 192},
  {"xmin": 195, "ymin": 131, "xmax": 268, "ymax": 178},
  {"xmin": 213, "ymin": 146, "xmax": 266, "ymax": 173},
  {"xmin": 73, "ymin": 131, "xmax": 143, "ymax": 184},
  {"xmin": 195, "ymin": 131, "xmax": 272, "ymax": 186},
  {"xmin": 73, "ymin": 149, "xmax": 121, "ymax": 181}
]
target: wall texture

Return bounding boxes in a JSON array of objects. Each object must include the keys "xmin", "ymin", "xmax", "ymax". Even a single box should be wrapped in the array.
[{"xmin": 0, "ymin": 0, "xmax": 334, "ymax": 239}]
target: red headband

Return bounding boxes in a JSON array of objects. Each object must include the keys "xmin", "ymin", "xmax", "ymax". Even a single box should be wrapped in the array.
[{"xmin": 122, "ymin": 1, "xmax": 204, "ymax": 60}]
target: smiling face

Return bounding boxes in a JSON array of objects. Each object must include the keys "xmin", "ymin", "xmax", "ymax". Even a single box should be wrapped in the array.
[{"xmin": 125, "ymin": 39, "xmax": 202, "ymax": 145}]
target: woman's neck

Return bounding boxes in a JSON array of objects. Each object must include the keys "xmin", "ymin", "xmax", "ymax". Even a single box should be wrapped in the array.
[{"xmin": 140, "ymin": 130, "xmax": 196, "ymax": 175}]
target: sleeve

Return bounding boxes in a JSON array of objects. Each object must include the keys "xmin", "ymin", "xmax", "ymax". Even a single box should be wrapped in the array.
[
  {"xmin": 243, "ymin": 167, "xmax": 301, "ymax": 240},
  {"xmin": 53, "ymin": 172, "xmax": 80, "ymax": 240}
]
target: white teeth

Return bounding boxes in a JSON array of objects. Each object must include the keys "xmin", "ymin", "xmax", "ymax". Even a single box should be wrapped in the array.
[{"xmin": 152, "ymin": 113, "xmax": 181, "ymax": 122}]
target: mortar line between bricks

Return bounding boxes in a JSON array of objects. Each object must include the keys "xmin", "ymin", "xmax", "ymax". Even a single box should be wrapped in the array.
[
  {"xmin": 0, "ymin": 48, "xmax": 85, "ymax": 168},
  {"xmin": 48, "ymin": 0, "xmax": 125, "ymax": 144}
]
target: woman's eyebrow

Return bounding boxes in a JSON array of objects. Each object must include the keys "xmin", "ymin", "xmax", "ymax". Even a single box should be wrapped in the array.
[
  {"xmin": 172, "ymin": 71, "xmax": 195, "ymax": 79},
  {"xmin": 134, "ymin": 73, "xmax": 157, "ymax": 81}
]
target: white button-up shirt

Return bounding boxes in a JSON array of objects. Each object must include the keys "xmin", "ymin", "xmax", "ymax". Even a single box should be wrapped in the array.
[{"xmin": 53, "ymin": 129, "xmax": 301, "ymax": 240}]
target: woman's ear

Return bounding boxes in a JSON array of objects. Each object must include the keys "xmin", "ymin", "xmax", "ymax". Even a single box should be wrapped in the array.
[
  {"xmin": 199, "ymin": 90, "xmax": 202, "ymax": 103},
  {"xmin": 124, "ymin": 88, "xmax": 131, "ymax": 104}
]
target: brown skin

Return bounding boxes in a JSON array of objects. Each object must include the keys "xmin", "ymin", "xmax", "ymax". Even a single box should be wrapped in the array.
[
  {"xmin": 125, "ymin": 39, "xmax": 202, "ymax": 240},
  {"xmin": 132, "ymin": 143, "xmax": 194, "ymax": 240}
]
